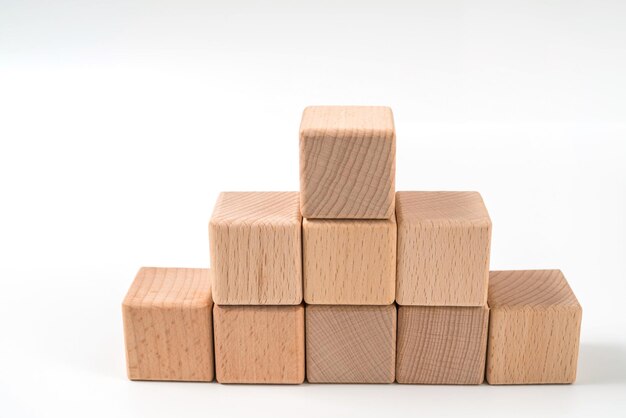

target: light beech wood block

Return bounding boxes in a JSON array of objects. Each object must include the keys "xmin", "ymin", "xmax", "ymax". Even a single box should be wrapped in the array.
[
  {"xmin": 122, "ymin": 267, "xmax": 214, "ymax": 382},
  {"xmin": 396, "ymin": 306, "xmax": 489, "ymax": 384},
  {"xmin": 486, "ymin": 270, "xmax": 582, "ymax": 385},
  {"xmin": 209, "ymin": 192, "xmax": 302, "ymax": 305},
  {"xmin": 303, "ymin": 216, "xmax": 396, "ymax": 305},
  {"xmin": 306, "ymin": 305, "xmax": 396, "ymax": 383},
  {"xmin": 213, "ymin": 304, "xmax": 305, "ymax": 384},
  {"xmin": 299, "ymin": 106, "xmax": 396, "ymax": 219},
  {"xmin": 396, "ymin": 191, "xmax": 491, "ymax": 306}
]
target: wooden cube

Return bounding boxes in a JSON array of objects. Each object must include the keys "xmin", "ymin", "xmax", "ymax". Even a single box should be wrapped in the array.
[
  {"xmin": 396, "ymin": 306, "xmax": 489, "ymax": 384},
  {"xmin": 299, "ymin": 106, "xmax": 396, "ymax": 219},
  {"xmin": 303, "ymin": 216, "xmax": 396, "ymax": 305},
  {"xmin": 213, "ymin": 305, "xmax": 305, "ymax": 384},
  {"xmin": 306, "ymin": 305, "xmax": 396, "ymax": 383},
  {"xmin": 122, "ymin": 267, "xmax": 214, "ymax": 381},
  {"xmin": 486, "ymin": 270, "xmax": 582, "ymax": 384},
  {"xmin": 209, "ymin": 192, "xmax": 302, "ymax": 305},
  {"xmin": 396, "ymin": 191, "xmax": 491, "ymax": 306}
]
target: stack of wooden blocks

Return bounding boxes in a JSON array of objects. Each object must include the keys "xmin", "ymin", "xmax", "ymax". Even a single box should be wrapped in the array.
[{"xmin": 122, "ymin": 106, "xmax": 582, "ymax": 385}]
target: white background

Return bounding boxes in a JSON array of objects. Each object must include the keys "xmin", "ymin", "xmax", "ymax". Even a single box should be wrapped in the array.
[{"xmin": 1, "ymin": 1, "xmax": 625, "ymax": 417}]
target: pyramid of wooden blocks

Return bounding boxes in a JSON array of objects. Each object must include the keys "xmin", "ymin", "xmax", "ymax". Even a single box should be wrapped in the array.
[
  {"xmin": 306, "ymin": 305, "xmax": 396, "ymax": 383},
  {"xmin": 396, "ymin": 191, "xmax": 491, "ymax": 306},
  {"xmin": 299, "ymin": 106, "xmax": 396, "ymax": 219},
  {"xmin": 303, "ymin": 217, "xmax": 396, "ymax": 305},
  {"xmin": 396, "ymin": 306, "xmax": 489, "ymax": 384},
  {"xmin": 486, "ymin": 270, "xmax": 582, "ymax": 384},
  {"xmin": 213, "ymin": 305, "xmax": 305, "ymax": 384},
  {"xmin": 122, "ymin": 267, "xmax": 214, "ymax": 381},
  {"xmin": 209, "ymin": 191, "xmax": 302, "ymax": 305},
  {"xmin": 121, "ymin": 104, "xmax": 583, "ymax": 387}
]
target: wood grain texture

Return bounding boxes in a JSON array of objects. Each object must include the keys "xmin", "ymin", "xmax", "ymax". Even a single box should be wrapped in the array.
[
  {"xmin": 306, "ymin": 305, "xmax": 396, "ymax": 383},
  {"xmin": 396, "ymin": 191, "xmax": 491, "ymax": 306},
  {"xmin": 209, "ymin": 192, "xmax": 302, "ymax": 305},
  {"xmin": 213, "ymin": 304, "xmax": 305, "ymax": 384},
  {"xmin": 303, "ymin": 216, "xmax": 396, "ymax": 305},
  {"xmin": 486, "ymin": 270, "xmax": 582, "ymax": 385},
  {"xmin": 299, "ymin": 106, "xmax": 396, "ymax": 219},
  {"xmin": 396, "ymin": 306, "xmax": 489, "ymax": 384},
  {"xmin": 122, "ymin": 267, "xmax": 214, "ymax": 381}
]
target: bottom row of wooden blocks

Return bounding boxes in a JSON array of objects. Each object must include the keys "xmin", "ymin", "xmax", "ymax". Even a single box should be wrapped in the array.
[{"xmin": 123, "ymin": 268, "xmax": 582, "ymax": 385}]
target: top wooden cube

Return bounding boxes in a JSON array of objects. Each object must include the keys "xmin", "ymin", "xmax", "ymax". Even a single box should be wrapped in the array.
[
  {"xmin": 396, "ymin": 191, "xmax": 491, "ymax": 306},
  {"xmin": 299, "ymin": 106, "xmax": 396, "ymax": 219},
  {"xmin": 209, "ymin": 192, "xmax": 302, "ymax": 305}
]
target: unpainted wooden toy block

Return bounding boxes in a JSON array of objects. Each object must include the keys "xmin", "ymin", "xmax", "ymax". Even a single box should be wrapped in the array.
[
  {"xmin": 213, "ymin": 304, "xmax": 305, "ymax": 384},
  {"xmin": 396, "ymin": 306, "xmax": 489, "ymax": 384},
  {"xmin": 122, "ymin": 267, "xmax": 214, "ymax": 381},
  {"xmin": 486, "ymin": 270, "xmax": 582, "ymax": 385},
  {"xmin": 209, "ymin": 192, "xmax": 302, "ymax": 305},
  {"xmin": 299, "ymin": 106, "xmax": 396, "ymax": 219},
  {"xmin": 306, "ymin": 305, "xmax": 396, "ymax": 383},
  {"xmin": 396, "ymin": 191, "xmax": 491, "ymax": 306},
  {"xmin": 303, "ymin": 216, "xmax": 396, "ymax": 305}
]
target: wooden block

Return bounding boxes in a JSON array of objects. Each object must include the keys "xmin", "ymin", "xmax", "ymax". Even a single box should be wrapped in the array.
[
  {"xmin": 306, "ymin": 305, "xmax": 396, "ymax": 383},
  {"xmin": 396, "ymin": 306, "xmax": 489, "ymax": 384},
  {"xmin": 209, "ymin": 192, "xmax": 302, "ymax": 305},
  {"xmin": 486, "ymin": 270, "xmax": 582, "ymax": 384},
  {"xmin": 213, "ymin": 304, "xmax": 305, "ymax": 384},
  {"xmin": 303, "ymin": 216, "xmax": 396, "ymax": 305},
  {"xmin": 122, "ymin": 267, "xmax": 214, "ymax": 381},
  {"xmin": 396, "ymin": 191, "xmax": 491, "ymax": 306},
  {"xmin": 299, "ymin": 106, "xmax": 396, "ymax": 219}
]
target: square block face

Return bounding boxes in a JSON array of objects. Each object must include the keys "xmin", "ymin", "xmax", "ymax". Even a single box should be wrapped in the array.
[
  {"xmin": 122, "ymin": 268, "xmax": 214, "ymax": 381},
  {"xmin": 209, "ymin": 192, "xmax": 302, "ymax": 305},
  {"xmin": 486, "ymin": 270, "xmax": 582, "ymax": 385},
  {"xmin": 306, "ymin": 305, "xmax": 396, "ymax": 383},
  {"xmin": 213, "ymin": 305, "xmax": 305, "ymax": 384},
  {"xmin": 396, "ymin": 191, "xmax": 491, "ymax": 306},
  {"xmin": 303, "ymin": 216, "xmax": 396, "ymax": 305},
  {"xmin": 396, "ymin": 306, "xmax": 489, "ymax": 384},
  {"xmin": 299, "ymin": 106, "xmax": 396, "ymax": 219}
]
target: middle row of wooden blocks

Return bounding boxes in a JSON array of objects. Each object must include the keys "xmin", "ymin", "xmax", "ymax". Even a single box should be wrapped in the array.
[{"xmin": 209, "ymin": 190, "xmax": 491, "ymax": 306}]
